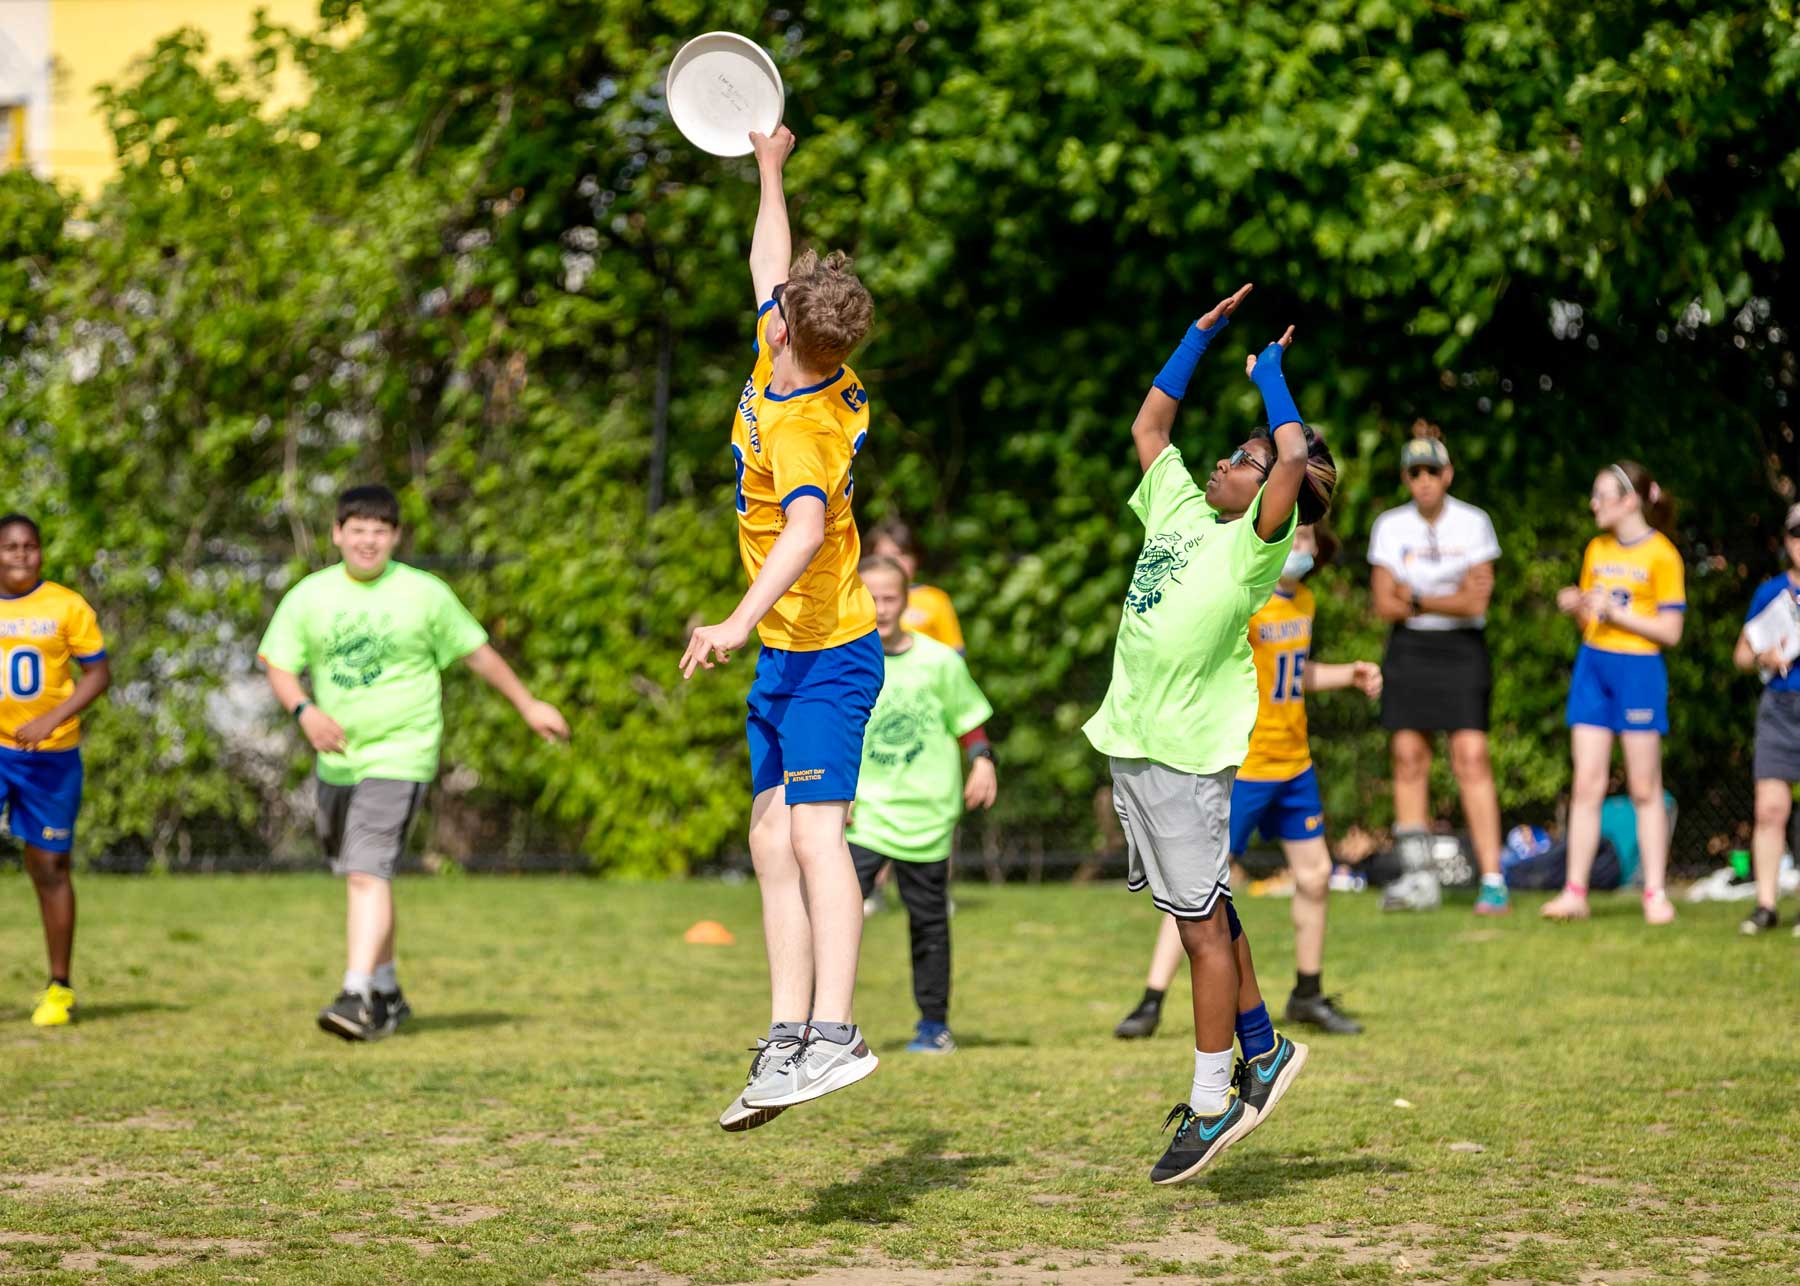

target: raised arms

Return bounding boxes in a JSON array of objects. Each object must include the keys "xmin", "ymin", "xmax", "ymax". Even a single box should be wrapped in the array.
[
  {"xmin": 1129, "ymin": 284, "xmax": 1253, "ymax": 473},
  {"xmin": 748, "ymin": 127, "xmax": 796, "ymax": 307}
]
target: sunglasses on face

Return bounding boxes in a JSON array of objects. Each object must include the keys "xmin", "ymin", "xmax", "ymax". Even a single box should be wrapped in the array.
[
  {"xmin": 1228, "ymin": 447, "xmax": 1271, "ymax": 479},
  {"xmin": 1406, "ymin": 465, "xmax": 1444, "ymax": 481},
  {"xmin": 1786, "ymin": 525, "xmax": 1800, "ymax": 539},
  {"xmin": 771, "ymin": 281, "xmax": 788, "ymax": 323}
]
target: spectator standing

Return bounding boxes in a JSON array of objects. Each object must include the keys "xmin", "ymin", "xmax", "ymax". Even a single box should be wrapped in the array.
[{"xmin": 1367, "ymin": 425, "xmax": 1509, "ymax": 914}]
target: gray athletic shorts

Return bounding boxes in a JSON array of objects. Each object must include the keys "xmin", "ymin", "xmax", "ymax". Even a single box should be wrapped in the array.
[
  {"xmin": 1109, "ymin": 757, "xmax": 1236, "ymax": 919},
  {"xmin": 315, "ymin": 777, "xmax": 426, "ymax": 881},
  {"xmin": 1755, "ymin": 690, "xmax": 1800, "ymax": 783}
]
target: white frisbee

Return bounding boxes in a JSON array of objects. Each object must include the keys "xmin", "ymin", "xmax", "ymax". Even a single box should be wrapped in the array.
[{"xmin": 666, "ymin": 32, "xmax": 784, "ymax": 157}]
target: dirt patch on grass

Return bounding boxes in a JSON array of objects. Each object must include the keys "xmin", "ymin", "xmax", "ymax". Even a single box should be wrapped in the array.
[
  {"xmin": 0, "ymin": 1164, "xmax": 146, "ymax": 1194},
  {"xmin": 61, "ymin": 1251, "xmax": 184, "ymax": 1272},
  {"xmin": 329, "ymin": 1231, "xmax": 440, "ymax": 1256},
  {"xmin": 403, "ymin": 1202, "xmax": 503, "ymax": 1226},
  {"xmin": 0, "ymin": 1232, "xmax": 58, "ymax": 1246}
]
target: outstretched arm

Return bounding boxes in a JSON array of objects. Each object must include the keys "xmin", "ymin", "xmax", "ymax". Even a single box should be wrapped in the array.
[
  {"xmin": 1129, "ymin": 284, "xmax": 1253, "ymax": 473},
  {"xmin": 1244, "ymin": 331, "xmax": 1307, "ymax": 542},
  {"xmin": 748, "ymin": 127, "xmax": 796, "ymax": 306},
  {"xmin": 462, "ymin": 644, "xmax": 571, "ymax": 742},
  {"xmin": 1303, "ymin": 659, "xmax": 1383, "ymax": 698}
]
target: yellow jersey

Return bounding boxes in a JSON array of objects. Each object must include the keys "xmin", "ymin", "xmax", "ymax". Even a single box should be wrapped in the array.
[
  {"xmin": 1239, "ymin": 585, "xmax": 1314, "ymax": 781},
  {"xmin": 0, "ymin": 580, "xmax": 107, "ymax": 752},
  {"xmin": 731, "ymin": 302, "xmax": 876, "ymax": 651},
  {"xmin": 1579, "ymin": 531, "xmax": 1685, "ymax": 655},
  {"xmin": 903, "ymin": 584, "xmax": 965, "ymax": 652}
]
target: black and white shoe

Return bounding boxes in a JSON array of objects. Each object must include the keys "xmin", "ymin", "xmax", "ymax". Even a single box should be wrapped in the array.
[
  {"xmin": 1285, "ymin": 990, "xmax": 1363, "ymax": 1035},
  {"xmin": 378, "ymin": 990, "xmax": 413, "ymax": 1035},
  {"xmin": 316, "ymin": 990, "xmax": 389, "ymax": 1042},
  {"xmin": 1149, "ymin": 1096, "xmax": 1255, "ymax": 1184},
  {"xmin": 1740, "ymin": 905, "xmax": 1779, "ymax": 936},
  {"xmin": 1114, "ymin": 998, "xmax": 1162, "ymax": 1040},
  {"xmin": 1234, "ymin": 1032, "xmax": 1309, "ymax": 1127},
  {"xmin": 719, "ymin": 1034, "xmax": 803, "ymax": 1132}
]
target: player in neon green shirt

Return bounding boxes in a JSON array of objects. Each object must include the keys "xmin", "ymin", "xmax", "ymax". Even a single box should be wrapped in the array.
[
  {"xmin": 846, "ymin": 556, "xmax": 996, "ymax": 1054},
  {"xmin": 258, "ymin": 485, "xmax": 569, "ymax": 1042},
  {"xmin": 1084, "ymin": 283, "xmax": 1337, "ymax": 1184}
]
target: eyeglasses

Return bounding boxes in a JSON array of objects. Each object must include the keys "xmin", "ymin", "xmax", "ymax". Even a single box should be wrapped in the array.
[
  {"xmin": 1228, "ymin": 447, "xmax": 1271, "ymax": 480},
  {"xmin": 1406, "ymin": 465, "xmax": 1444, "ymax": 481}
]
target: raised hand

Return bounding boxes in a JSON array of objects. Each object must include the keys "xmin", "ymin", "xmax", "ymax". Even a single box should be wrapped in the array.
[
  {"xmin": 1245, "ymin": 326, "xmax": 1297, "ymax": 379},
  {"xmin": 1197, "ymin": 283, "xmax": 1253, "ymax": 332},
  {"xmin": 748, "ymin": 125, "xmax": 796, "ymax": 170}
]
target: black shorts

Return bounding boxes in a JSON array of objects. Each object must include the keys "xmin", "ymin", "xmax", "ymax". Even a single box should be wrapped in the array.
[
  {"xmin": 1754, "ymin": 689, "xmax": 1800, "ymax": 782},
  {"xmin": 1380, "ymin": 627, "xmax": 1491, "ymax": 734}
]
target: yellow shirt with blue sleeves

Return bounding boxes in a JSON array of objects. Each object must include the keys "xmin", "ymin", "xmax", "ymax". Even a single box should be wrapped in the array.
[
  {"xmin": 1239, "ymin": 585, "xmax": 1315, "ymax": 781},
  {"xmin": 732, "ymin": 302, "xmax": 876, "ymax": 651},
  {"xmin": 1579, "ymin": 531, "xmax": 1685, "ymax": 655},
  {"xmin": 0, "ymin": 581, "xmax": 107, "ymax": 752}
]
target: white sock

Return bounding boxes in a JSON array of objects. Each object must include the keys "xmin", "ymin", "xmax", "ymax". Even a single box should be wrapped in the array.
[
  {"xmin": 342, "ymin": 969, "xmax": 374, "ymax": 998},
  {"xmin": 1190, "ymin": 1047, "xmax": 1234, "ymax": 1116},
  {"xmin": 1481, "ymin": 872, "xmax": 1506, "ymax": 890},
  {"xmin": 372, "ymin": 961, "xmax": 398, "ymax": 993}
]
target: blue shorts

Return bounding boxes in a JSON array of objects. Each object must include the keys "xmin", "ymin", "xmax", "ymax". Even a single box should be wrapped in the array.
[
  {"xmin": 0, "ymin": 746, "xmax": 84, "ymax": 853},
  {"xmin": 1228, "ymin": 766, "xmax": 1325, "ymax": 856},
  {"xmin": 1566, "ymin": 645, "xmax": 1668, "ymax": 735},
  {"xmin": 747, "ymin": 629, "xmax": 883, "ymax": 804}
]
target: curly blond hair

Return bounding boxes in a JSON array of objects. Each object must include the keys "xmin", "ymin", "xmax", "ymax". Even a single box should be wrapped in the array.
[{"xmin": 782, "ymin": 249, "xmax": 873, "ymax": 372}]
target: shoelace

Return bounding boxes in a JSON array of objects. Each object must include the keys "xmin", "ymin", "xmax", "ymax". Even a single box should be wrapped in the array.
[
  {"xmin": 1161, "ymin": 1103, "xmax": 1198, "ymax": 1140},
  {"xmin": 747, "ymin": 1034, "xmax": 805, "ymax": 1078}
]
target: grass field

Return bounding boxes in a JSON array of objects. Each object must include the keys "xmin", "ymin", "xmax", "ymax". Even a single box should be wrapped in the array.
[{"xmin": 2, "ymin": 874, "xmax": 1798, "ymax": 1284}]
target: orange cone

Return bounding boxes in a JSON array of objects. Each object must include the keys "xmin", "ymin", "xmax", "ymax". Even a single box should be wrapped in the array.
[{"xmin": 684, "ymin": 920, "xmax": 736, "ymax": 946}]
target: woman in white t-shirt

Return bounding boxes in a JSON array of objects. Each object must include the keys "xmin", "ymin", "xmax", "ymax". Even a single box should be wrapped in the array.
[{"xmin": 1366, "ymin": 426, "xmax": 1509, "ymax": 916}]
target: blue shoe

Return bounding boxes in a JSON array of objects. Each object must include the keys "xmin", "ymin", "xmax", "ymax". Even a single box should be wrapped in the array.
[
  {"xmin": 1473, "ymin": 881, "xmax": 1511, "ymax": 916},
  {"xmin": 906, "ymin": 1021, "xmax": 956, "ymax": 1054}
]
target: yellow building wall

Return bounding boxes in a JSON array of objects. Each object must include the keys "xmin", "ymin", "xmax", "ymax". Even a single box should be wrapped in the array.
[{"xmin": 46, "ymin": 0, "xmax": 319, "ymax": 193}]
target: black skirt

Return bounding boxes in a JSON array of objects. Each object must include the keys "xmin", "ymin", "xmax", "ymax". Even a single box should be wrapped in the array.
[{"xmin": 1380, "ymin": 627, "xmax": 1492, "ymax": 733}]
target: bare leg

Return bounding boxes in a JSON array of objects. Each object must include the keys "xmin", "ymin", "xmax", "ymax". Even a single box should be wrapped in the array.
[
  {"xmin": 23, "ymin": 846, "xmax": 74, "ymax": 981},
  {"xmin": 1390, "ymin": 730, "xmax": 1433, "ymax": 829},
  {"xmin": 1559, "ymin": 725, "xmax": 1614, "ymax": 892},
  {"xmin": 1621, "ymin": 732, "xmax": 1669, "ymax": 895},
  {"xmin": 1449, "ymin": 730, "xmax": 1503, "ymax": 879},
  {"xmin": 1750, "ymin": 778, "xmax": 1791, "ymax": 912},
  {"xmin": 344, "ymin": 873, "xmax": 393, "ymax": 976},
  {"xmin": 1145, "ymin": 914, "xmax": 1185, "ymax": 992},
  {"xmin": 1283, "ymin": 837, "xmax": 1331, "ymax": 976},
  {"xmin": 1231, "ymin": 927, "xmax": 1263, "ymax": 1014},
  {"xmin": 749, "ymin": 785, "xmax": 812, "ymax": 1023},
  {"xmin": 1175, "ymin": 912, "xmax": 1238, "ymax": 1054},
  {"xmin": 789, "ymin": 800, "xmax": 861, "ymax": 1023}
]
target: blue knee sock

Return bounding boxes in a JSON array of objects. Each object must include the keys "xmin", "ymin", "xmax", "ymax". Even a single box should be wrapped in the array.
[{"xmin": 1236, "ymin": 1001, "xmax": 1275, "ymax": 1060}]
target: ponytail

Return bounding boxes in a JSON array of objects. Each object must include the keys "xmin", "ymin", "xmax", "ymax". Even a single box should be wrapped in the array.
[{"xmin": 1610, "ymin": 460, "xmax": 1676, "ymax": 536}]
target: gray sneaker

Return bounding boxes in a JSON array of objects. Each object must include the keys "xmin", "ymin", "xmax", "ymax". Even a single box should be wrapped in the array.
[
  {"xmin": 719, "ymin": 1035, "xmax": 802, "ymax": 1132},
  {"xmin": 1380, "ymin": 869, "xmax": 1442, "ymax": 912},
  {"xmin": 742, "ymin": 1029, "xmax": 879, "ymax": 1109}
]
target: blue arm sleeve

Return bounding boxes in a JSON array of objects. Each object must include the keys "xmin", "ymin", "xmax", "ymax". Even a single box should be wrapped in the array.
[
  {"xmin": 1250, "ymin": 343, "xmax": 1302, "ymax": 430},
  {"xmin": 1151, "ymin": 315, "xmax": 1230, "ymax": 401}
]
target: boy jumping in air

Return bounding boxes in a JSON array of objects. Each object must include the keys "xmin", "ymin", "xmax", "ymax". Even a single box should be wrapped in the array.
[
  {"xmin": 0, "ymin": 515, "xmax": 110, "ymax": 1027},
  {"xmin": 259, "ymin": 485, "xmax": 568, "ymax": 1041},
  {"xmin": 680, "ymin": 125, "xmax": 882, "ymax": 1131}
]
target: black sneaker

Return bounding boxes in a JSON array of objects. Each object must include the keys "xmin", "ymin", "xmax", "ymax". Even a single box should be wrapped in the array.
[
  {"xmin": 1114, "ymin": 998, "xmax": 1162, "ymax": 1040},
  {"xmin": 1149, "ymin": 1096, "xmax": 1255, "ymax": 1184},
  {"xmin": 1739, "ymin": 905, "xmax": 1779, "ymax": 936},
  {"xmin": 316, "ymin": 990, "xmax": 389, "ymax": 1042},
  {"xmin": 378, "ymin": 990, "xmax": 412, "ymax": 1035},
  {"xmin": 1285, "ymin": 990, "xmax": 1364, "ymax": 1035},
  {"xmin": 1234, "ymin": 1032, "xmax": 1309, "ymax": 1126}
]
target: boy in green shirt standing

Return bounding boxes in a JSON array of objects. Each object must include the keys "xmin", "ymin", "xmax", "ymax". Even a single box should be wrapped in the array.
[
  {"xmin": 1084, "ymin": 284, "xmax": 1337, "ymax": 1184},
  {"xmin": 846, "ymin": 556, "xmax": 996, "ymax": 1054},
  {"xmin": 258, "ymin": 486, "xmax": 569, "ymax": 1041}
]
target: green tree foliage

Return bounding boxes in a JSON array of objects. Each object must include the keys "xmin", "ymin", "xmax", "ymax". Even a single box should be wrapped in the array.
[{"xmin": 0, "ymin": 1, "xmax": 1794, "ymax": 871}]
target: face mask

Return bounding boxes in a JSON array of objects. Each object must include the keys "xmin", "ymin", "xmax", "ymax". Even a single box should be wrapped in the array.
[{"xmin": 1282, "ymin": 550, "xmax": 1315, "ymax": 581}]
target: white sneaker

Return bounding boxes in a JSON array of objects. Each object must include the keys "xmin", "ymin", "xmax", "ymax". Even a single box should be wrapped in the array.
[
  {"xmin": 1380, "ymin": 869, "xmax": 1442, "ymax": 912},
  {"xmin": 742, "ymin": 1029, "xmax": 879, "ymax": 1109},
  {"xmin": 719, "ymin": 1034, "xmax": 802, "ymax": 1132}
]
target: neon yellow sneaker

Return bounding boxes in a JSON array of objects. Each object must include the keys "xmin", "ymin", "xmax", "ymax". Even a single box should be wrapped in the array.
[{"xmin": 30, "ymin": 983, "xmax": 75, "ymax": 1027}]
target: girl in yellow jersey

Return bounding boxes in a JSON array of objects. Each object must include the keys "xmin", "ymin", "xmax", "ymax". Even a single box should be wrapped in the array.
[
  {"xmin": 1545, "ymin": 462, "xmax": 1685, "ymax": 924},
  {"xmin": 0, "ymin": 515, "xmax": 111, "ymax": 1027},
  {"xmin": 1114, "ymin": 525, "xmax": 1381, "ymax": 1040}
]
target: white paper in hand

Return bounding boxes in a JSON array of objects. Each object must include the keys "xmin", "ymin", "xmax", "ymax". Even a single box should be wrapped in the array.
[{"xmin": 1743, "ymin": 586, "xmax": 1800, "ymax": 683}]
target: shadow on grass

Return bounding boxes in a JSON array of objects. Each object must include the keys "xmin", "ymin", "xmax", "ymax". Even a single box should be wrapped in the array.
[
  {"xmin": 75, "ymin": 1001, "xmax": 187, "ymax": 1023},
  {"xmin": 400, "ymin": 1012, "xmax": 515, "ymax": 1035},
  {"xmin": 786, "ymin": 1130, "xmax": 1012, "ymax": 1225},
  {"xmin": 1210, "ymin": 1151, "xmax": 1409, "ymax": 1203}
]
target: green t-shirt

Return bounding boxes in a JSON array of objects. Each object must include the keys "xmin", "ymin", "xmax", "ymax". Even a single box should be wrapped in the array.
[
  {"xmin": 846, "ymin": 633, "xmax": 994, "ymax": 864},
  {"xmin": 1083, "ymin": 445, "xmax": 1296, "ymax": 775},
  {"xmin": 257, "ymin": 561, "xmax": 490, "ymax": 786}
]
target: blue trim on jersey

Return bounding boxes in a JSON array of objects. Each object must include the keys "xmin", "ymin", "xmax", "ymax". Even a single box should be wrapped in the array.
[
  {"xmin": 0, "ymin": 745, "xmax": 84, "ymax": 853},
  {"xmin": 1658, "ymin": 602, "xmax": 1687, "ymax": 612},
  {"xmin": 0, "ymin": 581, "xmax": 44, "ymax": 601},
  {"xmin": 74, "ymin": 650, "xmax": 106, "ymax": 663},
  {"xmin": 752, "ymin": 298, "xmax": 777, "ymax": 354},
  {"xmin": 781, "ymin": 485, "xmax": 828, "ymax": 510},
  {"xmin": 764, "ymin": 368, "xmax": 846, "ymax": 401}
]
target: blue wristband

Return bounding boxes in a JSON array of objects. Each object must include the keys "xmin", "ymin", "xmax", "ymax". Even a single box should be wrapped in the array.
[
  {"xmin": 1250, "ymin": 343, "xmax": 1302, "ymax": 431},
  {"xmin": 1152, "ymin": 315, "xmax": 1229, "ymax": 401}
]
